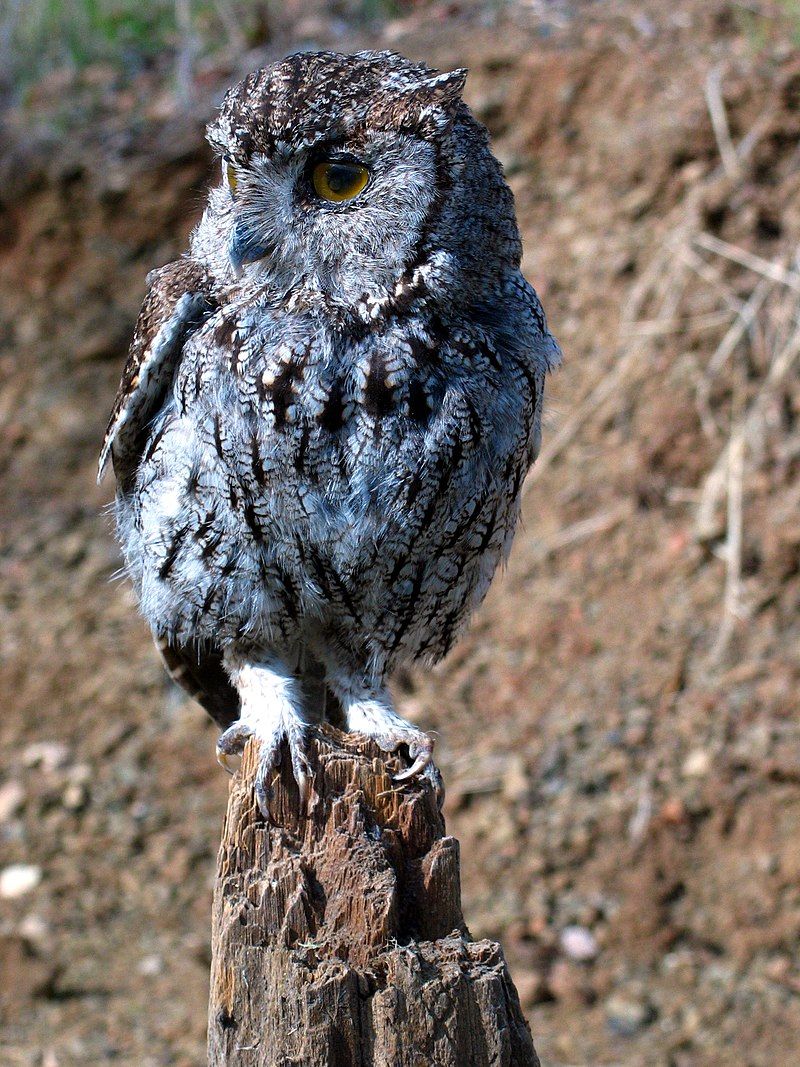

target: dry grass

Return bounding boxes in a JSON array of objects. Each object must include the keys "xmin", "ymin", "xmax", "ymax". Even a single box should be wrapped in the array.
[{"xmin": 525, "ymin": 59, "xmax": 800, "ymax": 661}]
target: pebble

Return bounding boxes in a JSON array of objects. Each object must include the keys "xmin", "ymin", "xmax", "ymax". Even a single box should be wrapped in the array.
[
  {"xmin": 502, "ymin": 755, "xmax": 530, "ymax": 803},
  {"xmin": 18, "ymin": 912, "xmax": 49, "ymax": 944},
  {"xmin": 137, "ymin": 954, "xmax": 163, "ymax": 977},
  {"xmin": 0, "ymin": 781, "xmax": 24, "ymax": 822},
  {"xmin": 0, "ymin": 863, "xmax": 42, "ymax": 899},
  {"xmin": 559, "ymin": 924, "xmax": 599, "ymax": 961},
  {"xmin": 605, "ymin": 994, "xmax": 657, "ymax": 1036},
  {"xmin": 22, "ymin": 742, "xmax": 69, "ymax": 773},
  {"xmin": 682, "ymin": 748, "xmax": 711, "ymax": 777},
  {"xmin": 62, "ymin": 782, "xmax": 88, "ymax": 811},
  {"xmin": 62, "ymin": 769, "xmax": 90, "ymax": 811},
  {"xmin": 661, "ymin": 797, "xmax": 688, "ymax": 824}
]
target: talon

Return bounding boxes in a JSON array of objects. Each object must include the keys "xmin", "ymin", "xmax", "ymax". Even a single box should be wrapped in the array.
[
  {"xmin": 216, "ymin": 721, "xmax": 253, "ymax": 774},
  {"xmin": 217, "ymin": 657, "xmax": 311, "ymax": 816},
  {"xmin": 254, "ymin": 768, "xmax": 274, "ymax": 821},
  {"xmin": 426, "ymin": 762, "xmax": 446, "ymax": 810},
  {"xmin": 393, "ymin": 738, "xmax": 434, "ymax": 782},
  {"xmin": 394, "ymin": 750, "xmax": 432, "ymax": 781},
  {"xmin": 216, "ymin": 749, "xmax": 238, "ymax": 775},
  {"xmin": 217, "ymin": 716, "xmax": 312, "ymax": 820}
]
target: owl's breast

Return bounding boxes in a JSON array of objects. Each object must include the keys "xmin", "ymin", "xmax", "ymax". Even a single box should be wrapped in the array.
[
  {"xmin": 176, "ymin": 304, "xmax": 536, "ymax": 536},
  {"xmin": 136, "ymin": 302, "xmax": 538, "ymax": 653}
]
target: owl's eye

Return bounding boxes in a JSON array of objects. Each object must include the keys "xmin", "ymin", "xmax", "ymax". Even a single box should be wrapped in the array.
[
  {"xmin": 224, "ymin": 160, "xmax": 237, "ymax": 197},
  {"xmin": 311, "ymin": 160, "xmax": 370, "ymax": 203}
]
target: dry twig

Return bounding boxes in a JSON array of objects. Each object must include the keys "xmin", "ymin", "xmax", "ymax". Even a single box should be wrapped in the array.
[
  {"xmin": 525, "ymin": 227, "xmax": 694, "ymax": 491},
  {"xmin": 706, "ymin": 277, "xmax": 774, "ymax": 379},
  {"xmin": 696, "ymin": 318, "xmax": 800, "ymax": 540},
  {"xmin": 526, "ymin": 499, "xmax": 634, "ymax": 570},
  {"xmin": 704, "ymin": 66, "xmax": 741, "ymax": 181},
  {"xmin": 695, "ymin": 232, "xmax": 800, "ymax": 291}
]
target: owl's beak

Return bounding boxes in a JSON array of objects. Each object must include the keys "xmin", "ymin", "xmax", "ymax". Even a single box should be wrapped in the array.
[{"xmin": 228, "ymin": 222, "xmax": 270, "ymax": 277}]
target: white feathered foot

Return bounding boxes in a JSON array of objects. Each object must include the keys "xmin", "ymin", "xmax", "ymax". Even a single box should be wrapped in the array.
[
  {"xmin": 216, "ymin": 653, "xmax": 310, "ymax": 818},
  {"xmin": 327, "ymin": 677, "xmax": 444, "ymax": 802}
]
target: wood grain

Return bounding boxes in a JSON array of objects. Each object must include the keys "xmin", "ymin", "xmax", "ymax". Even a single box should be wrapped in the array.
[{"xmin": 208, "ymin": 726, "xmax": 539, "ymax": 1066}]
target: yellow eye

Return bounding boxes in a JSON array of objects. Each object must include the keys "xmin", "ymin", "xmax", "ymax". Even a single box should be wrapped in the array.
[
  {"xmin": 312, "ymin": 160, "xmax": 369, "ymax": 203},
  {"xmin": 225, "ymin": 161, "xmax": 237, "ymax": 197}
]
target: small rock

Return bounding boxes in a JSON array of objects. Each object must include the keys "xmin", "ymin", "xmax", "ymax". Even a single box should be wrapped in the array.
[
  {"xmin": 137, "ymin": 954, "xmax": 163, "ymax": 977},
  {"xmin": 764, "ymin": 955, "xmax": 791, "ymax": 984},
  {"xmin": 62, "ymin": 780, "xmax": 89, "ymax": 811},
  {"xmin": 22, "ymin": 742, "xmax": 69, "ymax": 773},
  {"xmin": 0, "ymin": 781, "xmax": 24, "ymax": 822},
  {"xmin": 0, "ymin": 864, "xmax": 42, "ymax": 899},
  {"xmin": 605, "ymin": 994, "xmax": 657, "ymax": 1036},
  {"xmin": 632, "ymin": 12, "xmax": 657, "ymax": 38},
  {"xmin": 660, "ymin": 797, "xmax": 687, "ymax": 825},
  {"xmin": 756, "ymin": 852, "xmax": 779, "ymax": 875},
  {"xmin": 502, "ymin": 755, "xmax": 530, "ymax": 803},
  {"xmin": 682, "ymin": 749, "xmax": 710, "ymax": 777},
  {"xmin": 628, "ymin": 788, "xmax": 653, "ymax": 842},
  {"xmin": 14, "ymin": 314, "xmax": 40, "ymax": 345},
  {"xmin": 18, "ymin": 913, "xmax": 49, "ymax": 944},
  {"xmin": 559, "ymin": 924, "xmax": 599, "ymax": 962}
]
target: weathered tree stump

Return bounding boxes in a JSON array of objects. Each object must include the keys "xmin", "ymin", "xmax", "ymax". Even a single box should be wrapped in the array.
[{"xmin": 208, "ymin": 726, "xmax": 539, "ymax": 1067}]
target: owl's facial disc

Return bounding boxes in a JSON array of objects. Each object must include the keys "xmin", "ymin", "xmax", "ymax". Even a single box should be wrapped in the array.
[
  {"xmin": 219, "ymin": 130, "xmax": 438, "ymax": 300},
  {"xmin": 224, "ymin": 156, "xmax": 276, "ymax": 275}
]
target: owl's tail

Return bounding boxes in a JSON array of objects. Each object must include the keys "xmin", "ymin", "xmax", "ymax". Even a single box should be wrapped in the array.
[{"xmin": 155, "ymin": 637, "xmax": 241, "ymax": 729}]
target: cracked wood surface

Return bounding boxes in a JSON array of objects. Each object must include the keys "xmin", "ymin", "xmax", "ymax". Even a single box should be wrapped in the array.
[{"xmin": 207, "ymin": 727, "xmax": 539, "ymax": 1066}]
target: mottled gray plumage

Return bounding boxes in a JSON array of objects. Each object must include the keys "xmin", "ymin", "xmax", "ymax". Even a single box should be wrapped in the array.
[{"xmin": 101, "ymin": 49, "xmax": 561, "ymax": 811}]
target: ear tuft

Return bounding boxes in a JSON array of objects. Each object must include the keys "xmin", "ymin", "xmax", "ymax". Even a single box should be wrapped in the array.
[
  {"xmin": 422, "ymin": 68, "xmax": 468, "ymax": 103},
  {"xmin": 395, "ymin": 67, "xmax": 468, "ymax": 134}
]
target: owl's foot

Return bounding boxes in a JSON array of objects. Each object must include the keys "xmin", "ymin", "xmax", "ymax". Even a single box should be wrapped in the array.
[
  {"xmin": 373, "ymin": 726, "xmax": 434, "ymax": 780},
  {"xmin": 372, "ymin": 725, "xmax": 443, "ymax": 794},
  {"xmin": 219, "ymin": 654, "xmax": 309, "ymax": 818},
  {"xmin": 330, "ymin": 686, "xmax": 443, "ymax": 803},
  {"xmin": 216, "ymin": 715, "xmax": 310, "ymax": 818}
]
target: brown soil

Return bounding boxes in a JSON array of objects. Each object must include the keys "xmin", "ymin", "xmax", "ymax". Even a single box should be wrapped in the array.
[{"xmin": 2, "ymin": 2, "xmax": 799, "ymax": 1064}]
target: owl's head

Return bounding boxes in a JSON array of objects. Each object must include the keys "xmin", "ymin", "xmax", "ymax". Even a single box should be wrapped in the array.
[{"xmin": 197, "ymin": 50, "xmax": 521, "ymax": 319}]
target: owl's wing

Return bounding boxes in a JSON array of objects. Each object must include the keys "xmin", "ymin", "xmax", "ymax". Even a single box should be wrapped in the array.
[
  {"xmin": 98, "ymin": 257, "xmax": 214, "ymax": 483},
  {"xmin": 515, "ymin": 276, "xmax": 563, "ymax": 373}
]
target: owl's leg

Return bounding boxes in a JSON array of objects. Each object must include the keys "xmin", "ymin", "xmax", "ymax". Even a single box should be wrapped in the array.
[
  {"xmin": 217, "ymin": 651, "xmax": 309, "ymax": 817},
  {"xmin": 326, "ymin": 674, "xmax": 442, "ymax": 797}
]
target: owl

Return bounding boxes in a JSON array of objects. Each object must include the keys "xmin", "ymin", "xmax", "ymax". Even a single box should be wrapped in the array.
[{"xmin": 100, "ymin": 50, "xmax": 561, "ymax": 814}]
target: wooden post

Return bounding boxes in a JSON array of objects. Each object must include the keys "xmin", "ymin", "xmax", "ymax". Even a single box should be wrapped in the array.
[{"xmin": 208, "ymin": 727, "xmax": 539, "ymax": 1067}]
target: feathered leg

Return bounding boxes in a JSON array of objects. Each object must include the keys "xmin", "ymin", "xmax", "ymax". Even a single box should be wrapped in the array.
[
  {"xmin": 326, "ymin": 672, "xmax": 442, "ymax": 796},
  {"xmin": 217, "ymin": 651, "xmax": 309, "ymax": 817}
]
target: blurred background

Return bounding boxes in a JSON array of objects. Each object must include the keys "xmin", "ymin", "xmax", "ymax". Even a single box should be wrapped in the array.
[{"xmin": 1, "ymin": 1, "xmax": 800, "ymax": 1063}]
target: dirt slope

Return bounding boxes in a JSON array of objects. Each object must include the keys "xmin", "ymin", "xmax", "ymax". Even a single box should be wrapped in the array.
[{"xmin": 2, "ymin": 3, "xmax": 799, "ymax": 1064}]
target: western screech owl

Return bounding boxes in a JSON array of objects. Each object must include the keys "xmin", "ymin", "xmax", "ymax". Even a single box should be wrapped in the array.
[{"xmin": 100, "ymin": 50, "xmax": 561, "ymax": 813}]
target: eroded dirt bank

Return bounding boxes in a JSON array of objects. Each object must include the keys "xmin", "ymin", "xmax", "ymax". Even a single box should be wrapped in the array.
[{"xmin": 2, "ymin": 3, "xmax": 800, "ymax": 1064}]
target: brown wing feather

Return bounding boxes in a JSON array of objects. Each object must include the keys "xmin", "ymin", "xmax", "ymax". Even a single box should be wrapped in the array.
[
  {"xmin": 98, "ymin": 257, "xmax": 214, "ymax": 484},
  {"xmin": 155, "ymin": 637, "xmax": 241, "ymax": 729}
]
